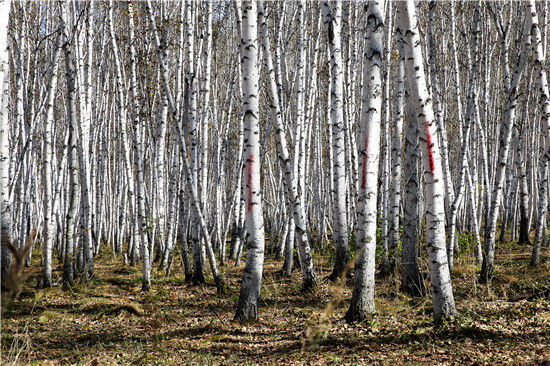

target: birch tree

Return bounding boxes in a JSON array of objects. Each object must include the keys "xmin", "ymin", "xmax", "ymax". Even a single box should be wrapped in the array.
[
  {"xmin": 128, "ymin": 1, "xmax": 151, "ymax": 290},
  {"xmin": 526, "ymin": 0, "xmax": 550, "ymax": 266},
  {"xmin": 399, "ymin": 0, "xmax": 456, "ymax": 322},
  {"xmin": 481, "ymin": 3, "xmax": 528, "ymax": 283},
  {"xmin": 60, "ymin": 0, "xmax": 79, "ymax": 288},
  {"xmin": 257, "ymin": 0, "xmax": 317, "ymax": 291},
  {"xmin": 0, "ymin": 0, "xmax": 11, "ymax": 281},
  {"xmin": 234, "ymin": 0, "xmax": 265, "ymax": 321},
  {"xmin": 322, "ymin": 0, "xmax": 350, "ymax": 281},
  {"xmin": 43, "ymin": 23, "xmax": 62, "ymax": 288},
  {"xmin": 345, "ymin": 0, "xmax": 384, "ymax": 322},
  {"xmin": 395, "ymin": 14, "xmax": 425, "ymax": 297}
]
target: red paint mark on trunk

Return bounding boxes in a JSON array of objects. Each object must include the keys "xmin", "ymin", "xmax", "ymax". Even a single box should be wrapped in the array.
[
  {"xmin": 361, "ymin": 136, "xmax": 369, "ymax": 188},
  {"xmin": 248, "ymin": 153, "xmax": 254, "ymax": 212},
  {"xmin": 425, "ymin": 121, "xmax": 436, "ymax": 174}
]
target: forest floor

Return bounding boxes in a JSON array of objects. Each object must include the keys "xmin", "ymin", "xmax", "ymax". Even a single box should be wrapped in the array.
[{"xmin": 1, "ymin": 241, "xmax": 549, "ymax": 365}]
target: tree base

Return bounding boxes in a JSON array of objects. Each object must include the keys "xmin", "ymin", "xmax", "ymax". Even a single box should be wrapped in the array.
[
  {"xmin": 301, "ymin": 277, "xmax": 318, "ymax": 293},
  {"xmin": 378, "ymin": 262, "xmax": 392, "ymax": 278},
  {"xmin": 234, "ymin": 302, "xmax": 258, "ymax": 322},
  {"xmin": 344, "ymin": 304, "xmax": 376, "ymax": 324},
  {"xmin": 192, "ymin": 270, "xmax": 205, "ymax": 285},
  {"xmin": 326, "ymin": 268, "xmax": 351, "ymax": 282},
  {"xmin": 400, "ymin": 277, "xmax": 426, "ymax": 297},
  {"xmin": 216, "ymin": 279, "xmax": 228, "ymax": 295}
]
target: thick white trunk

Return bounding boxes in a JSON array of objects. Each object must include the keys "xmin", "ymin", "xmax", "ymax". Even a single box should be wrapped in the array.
[
  {"xmin": 234, "ymin": 0, "xmax": 265, "ymax": 321},
  {"xmin": 345, "ymin": 0, "xmax": 384, "ymax": 322},
  {"xmin": 399, "ymin": 0, "xmax": 456, "ymax": 322}
]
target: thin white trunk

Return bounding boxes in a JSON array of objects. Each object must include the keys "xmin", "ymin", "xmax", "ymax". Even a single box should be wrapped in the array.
[
  {"xmin": 60, "ymin": 0, "xmax": 79, "ymax": 288},
  {"xmin": 145, "ymin": 0, "xmax": 224, "ymax": 292},
  {"xmin": 322, "ymin": 0, "xmax": 350, "ymax": 281},
  {"xmin": 42, "ymin": 31, "xmax": 62, "ymax": 287},
  {"xmin": 128, "ymin": 2, "xmax": 150, "ymax": 290},
  {"xmin": 257, "ymin": 0, "xmax": 317, "ymax": 291},
  {"xmin": 0, "ymin": 0, "xmax": 12, "ymax": 280},
  {"xmin": 527, "ymin": 0, "xmax": 550, "ymax": 265},
  {"xmin": 481, "ymin": 5, "xmax": 528, "ymax": 282}
]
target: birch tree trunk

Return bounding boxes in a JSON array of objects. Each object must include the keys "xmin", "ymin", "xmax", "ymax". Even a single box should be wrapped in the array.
[
  {"xmin": 230, "ymin": 0, "xmax": 246, "ymax": 266},
  {"xmin": 481, "ymin": 4, "xmax": 528, "ymax": 283},
  {"xmin": 234, "ymin": 0, "xmax": 265, "ymax": 322},
  {"xmin": 0, "ymin": 0, "xmax": 12, "ymax": 281},
  {"xmin": 60, "ymin": 0, "xmax": 79, "ymax": 288},
  {"xmin": 393, "ymin": 0, "xmax": 425, "ymax": 297},
  {"xmin": 322, "ymin": 0, "xmax": 350, "ymax": 281},
  {"xmin": 514, "ymin": 125, "xmax": 530, "ymax": 245},
  {"xmin": 401, "ymin": 74, "xmax": 426, "ymax": 297},
  {"xmin": 42, "ymin": 29, "xmax": 62, "ymax": 287},
  {"xmin": 257, "ymin": 0, "xmax": 317, "ymax": 291},
  {"xmin": 430, "ymin": 1, "xmax": 454, "ymax": 228},
  {"xmin": 388, "ymin": 5, "xmax": 404, "ymax": 272},
  {"xmin": 399, "ymin": 0, "xmax": 456, "ymax": 322},
  {"xmin": 345, "ymin": 0, "xmax": 383, "ymax": 322},
  {"xmin": 526, "ymin": 0, "xmax": 550, "ymax": 266},
  {"xmin": 185, "ymin": 0, "xmax": 204, "ymax": 285},
  {"xmin": 128, "ymin": 1, "xmax": 151, "ymax": 291},
  {"xmin": 75, "ymin": 2, "xmax": 94, "ymax": 280}
]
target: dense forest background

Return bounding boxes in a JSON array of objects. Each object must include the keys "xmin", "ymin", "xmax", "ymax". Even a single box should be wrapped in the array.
[{"xmin": 0, "ymin": 0, "xmax": 549, "ymax": 364}]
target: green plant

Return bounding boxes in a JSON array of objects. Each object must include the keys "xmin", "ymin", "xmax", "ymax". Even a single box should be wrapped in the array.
[{"xmin": 456, "ymin": 232, "xmax": 476, "ymax": 261}]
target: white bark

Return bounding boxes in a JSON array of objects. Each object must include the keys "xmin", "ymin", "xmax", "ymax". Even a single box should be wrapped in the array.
[
  {"xmin": 345, "ymin": 0, "xmax": 384, "ymax": 322},
  {"xmin": 399, "ymin": 0, "xmax": 456, "ymax": 322},
  {"xmin": 42, "ymin": 30, "xmax": 62, "ymax": 287},
  {"xmin": 128, "ymin": 1, "xmax": 151, "ymax": 290},
  {"xmin": 235, "ymin": 0, "xmax": 265, "ymax": 321},
  {"xmin": 481, "ymin": 5, "xmax": 528, "ymax": 282},
  {"xmin": 322, "ymin": 0, "xmax": 350, "ymax": 281},
  {"xmin": 0, "ymin": 0, "xmax": 12, "ymax": 280},
  {"xmin": 60, "ymin": 0, "xmax": 79, "ymax": 288},
  {"xmin": 527, "ymin": 0, "xmax": 550, "ymax": 266},
  {"xmin": 257, "ymin": 0, "xmax": 317, "ymax": 291}
]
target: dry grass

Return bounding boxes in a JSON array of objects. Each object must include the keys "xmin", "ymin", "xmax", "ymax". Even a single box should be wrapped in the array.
[{"xmin": 1, "ymin": 243, "xmax": 549, "ymax": 365}]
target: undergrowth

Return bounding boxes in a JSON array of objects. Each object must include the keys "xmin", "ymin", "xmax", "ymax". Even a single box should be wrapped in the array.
[{"xmin": 1, "ymin": 241, "xmax": 549, "ymax": 365}]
